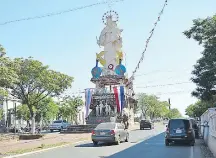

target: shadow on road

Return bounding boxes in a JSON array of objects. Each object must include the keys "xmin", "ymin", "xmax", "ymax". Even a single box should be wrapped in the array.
[
  {"xmin": 77, "ymin": 132, "xmax": 202, "ymax": 158},
  {"xmin": 75, "ymin": 142, "xmax": 118, "ymax": 147},
  {"xmin": 131, "ymin": 129, "xmax": 152, "ymax": 131}
]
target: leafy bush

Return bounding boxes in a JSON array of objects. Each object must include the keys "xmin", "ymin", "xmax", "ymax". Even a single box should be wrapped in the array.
[{"xmin": 19, "ymin": 134, "xmax": 44, "ymax": 140}]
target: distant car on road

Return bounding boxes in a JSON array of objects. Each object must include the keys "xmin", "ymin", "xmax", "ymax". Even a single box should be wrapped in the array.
[
  {"xmin": 140, "ymin": 120, "xmax": 154, "ymax": 130},
  {"xmin": 49, "ymin": 120, "xmax": 70, "ymax": 132},
  {"xmin": 91, "ymin": 122, "xmax": 129, "ymax": 145},
  {"xmin": 165, "ymin": 118, "xmax": 195, "ymax": 146}
]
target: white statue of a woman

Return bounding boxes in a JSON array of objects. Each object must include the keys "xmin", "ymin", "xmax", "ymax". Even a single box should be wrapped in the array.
[
  {"xmin": 108, "ymin": 104, "xmax": 111, "ymax": 115},
  {"xmin": 97, "ymin": 15, "xmax": 123, "ymax": 75},
  {"xmin": 96, "ymin": 105, "xmax": 99, "ymax": 116},
  {"xmin": 105, "ymin": 103, "xmax": 109, "ymax": 115},
  {"xmin": 114, "ymin": 106, "xmax": 117, "ymax": 114},
  {"xmin": 99, "ymin": 101, "xmax": 104, "ymax": 116}
]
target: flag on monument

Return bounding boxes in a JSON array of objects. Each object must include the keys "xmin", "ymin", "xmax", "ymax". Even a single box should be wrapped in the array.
[
  {"xmin": 113, "ymin": 86, "xmax": 124, "ymax": 113},
  {"xmin": 85, "ymin": 88, "xmax": 93, "ymax": 118}
]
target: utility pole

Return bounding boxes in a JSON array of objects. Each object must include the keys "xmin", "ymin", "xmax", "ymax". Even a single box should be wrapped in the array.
[
  {"xmin": 168, "ymin": 98, "xmax": 171, "ymax": 110},
  {"xmin": 14, "ymin": 102, "xmax": 17, "ymax": 135}
]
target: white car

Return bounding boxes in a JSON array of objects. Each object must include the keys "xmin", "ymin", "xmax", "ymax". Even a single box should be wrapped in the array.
[
  {"xmin": 49, "ymin": 120, "xmax": 70, "ymax": 132},
  {"xmin": 163, "ymin": 120, "xmax": 169, "ymax": 125}
]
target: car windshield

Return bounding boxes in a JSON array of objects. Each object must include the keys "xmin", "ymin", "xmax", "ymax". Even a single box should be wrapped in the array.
[
  {"xmin": 53, "ymin": 120, "xmax": 62, "ymax": 123},
  {"xmin": 141, "ymin": 120, "xmax": 150, "ymax": 123},
  {"xmin": 169, "ymin": 119, "xmax": 190, "ymax": 129},
  {"xmin": 95, "ymin": 123, "xmax": 116, "ymax": 130}
]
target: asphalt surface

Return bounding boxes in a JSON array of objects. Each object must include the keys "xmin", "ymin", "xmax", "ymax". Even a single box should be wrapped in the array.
[{"xmin": 21, "ymin": 125, "xmax": 204, "ymax": 158}]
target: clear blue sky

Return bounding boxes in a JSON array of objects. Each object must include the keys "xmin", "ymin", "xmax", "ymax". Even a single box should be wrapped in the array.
[{"xmin": 0, "ymin": 0, "xmax": 215, "ymax": 115}]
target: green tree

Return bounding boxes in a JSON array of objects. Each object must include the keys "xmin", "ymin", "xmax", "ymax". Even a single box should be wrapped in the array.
[
  {"xmin": 0, "ymin": 44, "xmax": 6, "ymax": 57},
  {"xmin": 0, "ymin": 108, "xmax": 3, "ymax": 120},
  {"xmin": 166, "ymin": 108, "xmax": 182, "ymax": 119},
  {"xmin": 185, "ymin": 100, "xmax": 210, "ymax": 117},
  {"xmin": 59, "ymin": 96, "xmax": 83, "ymax": 123},
  {"xmin": 7, "ymin": 57, "xmax": 73, "ymax": 133},
  {"xmin": 137, "ymin": 93, "xmax": 153, "ymax": 119},
  {"xmin": 17, "ymin": 104, "xmax": 31, "ymax": 123},
  {"xmin": 185, "ymin": 104, "xmax": 195, "ymax": 117},
  {"xmin": 183, "ymin": 14, "xmax": 216, "ymax": 102},
  {"xmin": 0, "ymin": 47, "xmax": 17, "ymax": 97},
  {"xmin": 158, "ymin": 101, "xmax": 170, "ymax": 118},
  {"xmin": 35, "ymin": 97, "xmax": 59, "ymax": 123},
  {"xmin": 137, "ymin": 93, "xmax": 169, "ymax": 119},
  {"xmin": 17, "ymin": 97, "xmax": 59, "ymax": 126}
]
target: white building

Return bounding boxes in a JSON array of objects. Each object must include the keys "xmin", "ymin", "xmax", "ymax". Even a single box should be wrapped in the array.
[
  {"xmin": 1, "ymin": 97, "xmax": 25, "ymax": 127},
  {"xmin": 76, "ymin": 105, "xmax": 86, "ymax": 125},
  {"xmin": 75, "ymin": 93, "xmax": 86, "ymax": 125}
]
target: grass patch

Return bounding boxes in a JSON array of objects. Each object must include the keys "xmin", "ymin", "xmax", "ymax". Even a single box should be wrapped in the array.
[
  {"xmin": 5, "ymin": 142, "xmax": 69, "ymax": 155},
  {"xmin": 5, "ymin": 137, "xmax": 90, "ymax": 156}
]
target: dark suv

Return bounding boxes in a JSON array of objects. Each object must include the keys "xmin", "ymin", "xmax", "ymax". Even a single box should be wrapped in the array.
[
  {"xmin": 140, "ymin": 120, "xmax": 154, "ymax": 130},
  {"xmin": 165, "ymin": 119, "xmax": 195, "ymax": 146}
]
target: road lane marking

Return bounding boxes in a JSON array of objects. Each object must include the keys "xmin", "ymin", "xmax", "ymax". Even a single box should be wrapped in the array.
[{"xmin": 190, "ymin": 146, "xmax": 194, "ymax": 158}]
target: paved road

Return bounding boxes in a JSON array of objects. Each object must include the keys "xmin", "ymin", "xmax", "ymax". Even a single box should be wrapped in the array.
[{"xmin": 21, "ymin": 125, "xmax": 204, "ymax": 158}]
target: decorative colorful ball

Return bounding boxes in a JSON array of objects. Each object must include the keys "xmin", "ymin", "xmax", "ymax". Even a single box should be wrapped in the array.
[
  {"xmin": 115, "ymin": 64, "xmax": 126, "ymax": 76},
  {"xmin": 108, "ymin": 64, "xmax": 114, "ymax": 70},
  {"xmin": 91, "ymin": 67, "xmax": 102, "ymax": 78}
]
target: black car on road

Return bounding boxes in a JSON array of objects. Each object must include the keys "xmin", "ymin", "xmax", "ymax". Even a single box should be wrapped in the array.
[
  {"xmin": 140, "ymin": 120, "xmax": 154, "ymax": 130},
  {"xmin": 165, "ymin": 118, "xmax": 195, "ymax": 146}
]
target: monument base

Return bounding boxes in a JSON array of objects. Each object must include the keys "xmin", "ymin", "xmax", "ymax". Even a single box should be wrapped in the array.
[{"xmin": 91, "ymin": 75, "xmax": 125, "ymax": 85}]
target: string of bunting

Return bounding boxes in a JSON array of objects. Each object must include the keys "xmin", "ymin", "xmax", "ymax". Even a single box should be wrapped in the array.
[{"xmin": 127, "ymin": 0, "xmax": 168, "ymax": 85}]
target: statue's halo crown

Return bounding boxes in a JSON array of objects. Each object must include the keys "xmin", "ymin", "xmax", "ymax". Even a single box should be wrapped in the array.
[{"xmin": 102, "ymin": 10, "xmax": 119, "ymax": 25}]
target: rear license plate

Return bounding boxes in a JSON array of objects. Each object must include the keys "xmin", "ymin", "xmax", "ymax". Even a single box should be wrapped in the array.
[
  {"xmin": 100, "ymin": 132, "xmax": 105, "ymax": 135},
  {"xmin": 176, "ymin": 129, "xmax": 182, "ymax": 133}
]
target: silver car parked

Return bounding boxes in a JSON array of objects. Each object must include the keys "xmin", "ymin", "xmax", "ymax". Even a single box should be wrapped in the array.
[{"xmin": 91, "ymin": 122, "xmax": 129, "ymax": 145}]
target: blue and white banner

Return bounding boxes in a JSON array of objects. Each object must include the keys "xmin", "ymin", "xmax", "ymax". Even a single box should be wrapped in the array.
[
  {"xmin": 113, "ymin": 86, "xmax": 125, "ymax": 113},
  {"xmin": 120, "ymin": 86, "xmax": 124, "ymax": 111},
  {"xmin": 85, "ymin": 88, "xmax": 93, "ymax": 118}
]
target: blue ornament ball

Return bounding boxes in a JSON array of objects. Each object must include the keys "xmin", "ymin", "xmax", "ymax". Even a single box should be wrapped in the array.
[
  {"xmin": 91, "ymin": 67, "xmax": 102, "ymax": 78},
  {"xmin": 115, "ymin": 64, "xmax": 126, "ymax": 76}
]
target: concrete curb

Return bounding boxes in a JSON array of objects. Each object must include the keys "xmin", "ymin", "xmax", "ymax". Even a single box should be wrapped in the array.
[{"xmin": 3, "ymin": 140, "xmax": 90, "ymax": 158}]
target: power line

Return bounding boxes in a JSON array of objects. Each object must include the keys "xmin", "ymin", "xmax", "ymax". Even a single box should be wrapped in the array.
[
  {"xmin": 135, "ymin": 68, "xmax": 191, "ymax": 77},
  {"xmin": 135, "ymin": 81, "xmax": 192, "ymax": 88},
  {"xmin": 126, "ymin": 0, "xmax": 168, "ymax": 84},
  {"xmin": 0, "ymin": 0, "xmax": 124, "ymax": 26},
  {"xmin": 134, "ymin": 74, "xmax": 192, "ymax": 85},
  {"xmin": 154, "ymin": 90, "xmax": 193, "ymax": 96}
]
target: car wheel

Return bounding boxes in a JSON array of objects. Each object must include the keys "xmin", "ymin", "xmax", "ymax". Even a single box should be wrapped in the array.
[
  {"xmin": 149, "ymin": 126, "xmax": 152, "ymax": 130},
  {"xmin": 50, "ymin": 130, "xmax": 53, "ymax": 133},
  {"xmin": 140, "ymin": 127, "xmax": 142, "ymax": 130},
  {"xmin": 125, "ymin": 134, "xmax": 129, "ymax": 142},
  {"xmin": 93, "ymin": 141, "xmax": 98, "ymax": 146},
  {"xmin": 165, "ymin": 140, "xmax": 169, "ymax": 146},
  {"xmin": 116, "ymin": 136, "xmax": 121, "ymax": 145},
  {"xmin": 189, "ymin": 141, "xmax": 195, "ymax": 146}
]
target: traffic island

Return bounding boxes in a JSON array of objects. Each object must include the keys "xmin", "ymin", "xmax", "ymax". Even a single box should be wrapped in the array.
[{"xmin": 0, "ymin": 133, "xmax": 91, "ymax": 157}]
